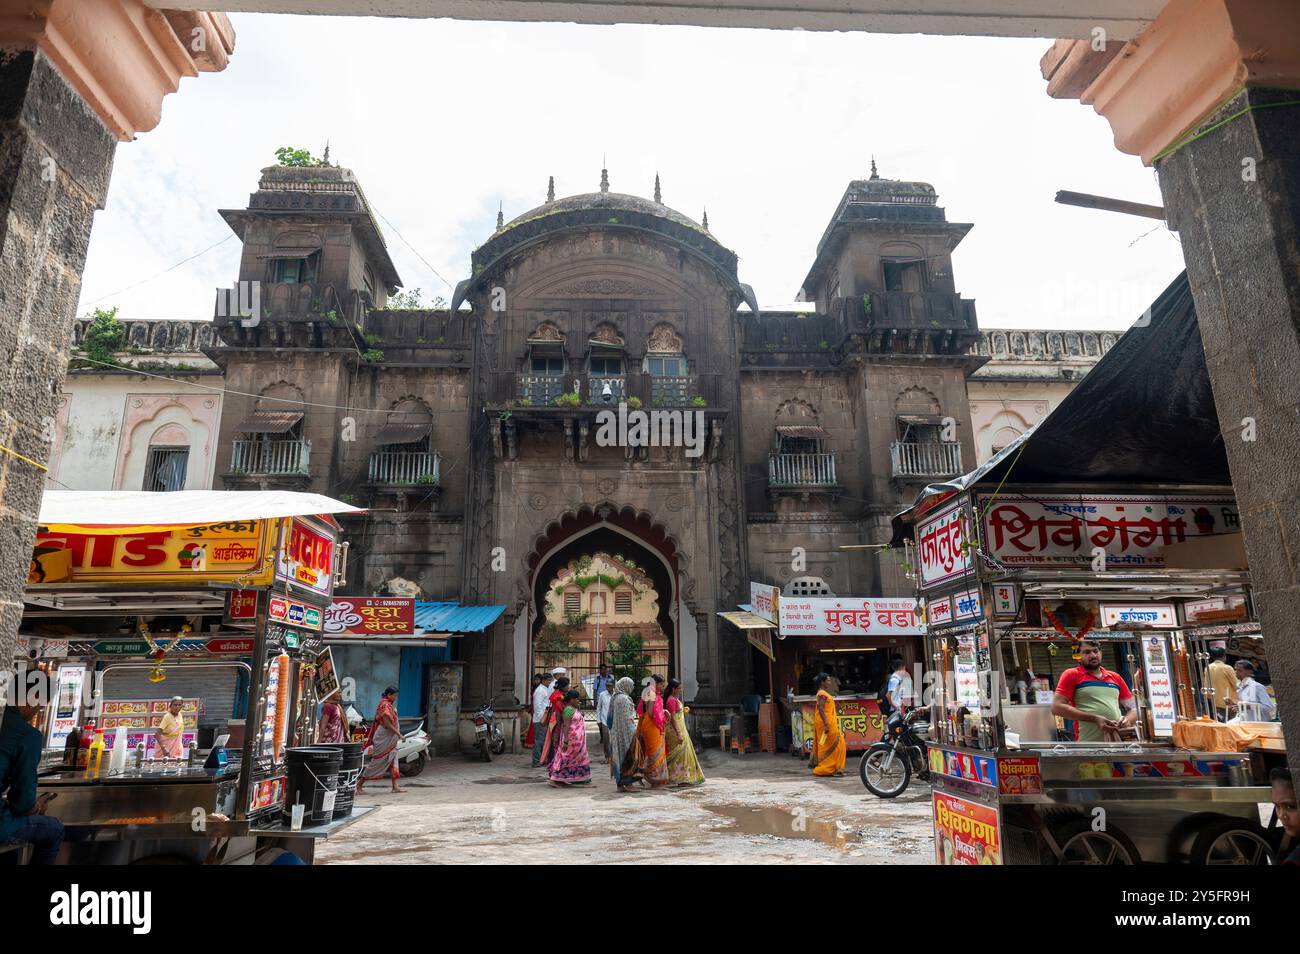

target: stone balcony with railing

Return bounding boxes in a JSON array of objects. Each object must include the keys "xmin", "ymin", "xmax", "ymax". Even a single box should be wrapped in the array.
[
  {"xmin": 227, "ymin": 438, "xmax": 312, "ymax": 478},
  {"xmin": 768, "ymin": 452, "xmax": 841, "ymax": 495},
  {"xmin": 367, "ymin": 449, "xmax": 440, "ymax": 487},
  {"xmin": 889, "ymin": 440, "xmax": 962, "ymax": 480}
]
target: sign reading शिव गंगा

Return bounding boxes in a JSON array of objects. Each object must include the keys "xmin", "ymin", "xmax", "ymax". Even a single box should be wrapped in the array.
[
  {"xmin": 979, "ymin": 494, "xmax": 1239, "ymax": 570},
  {"xmin": 778, "ymin": 597, "xmax": 922, "ymax": 637}
]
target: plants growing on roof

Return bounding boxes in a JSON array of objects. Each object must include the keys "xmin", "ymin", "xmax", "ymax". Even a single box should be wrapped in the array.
[
  {"xmin": 554, "ymin": 392, "xmax": 581, "ymax": 407},
  {"xmin": 363, "ymin": 348, "xmax": 385, "ymax": 362},
  {"xmin": 690, "ymin": 396, "xmax": 707, "ymax": 407},
  {"xmin": 82, "ymin": 307, "xmax": 125, "ymax": 366},
  {"xmin": 274, "ymin": 146, "xmax": 322, "ymax": 167}
]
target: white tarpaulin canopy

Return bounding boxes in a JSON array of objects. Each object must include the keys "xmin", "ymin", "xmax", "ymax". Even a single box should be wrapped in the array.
[{"xmin": 38, "ymin": 490, "xmax": 364, "ymax": 531}]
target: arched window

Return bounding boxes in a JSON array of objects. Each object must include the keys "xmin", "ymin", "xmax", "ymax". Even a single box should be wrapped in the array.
[
  {"xmin": 645, "ymin": 323, "xmax": 690, "ymax": 404},
  {"xmin": 143, "ymin": 423, "xmax": 190, "ymax": 492}
]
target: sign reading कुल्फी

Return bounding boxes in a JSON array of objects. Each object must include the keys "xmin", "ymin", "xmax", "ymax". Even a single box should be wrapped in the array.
[
  {"xmin": 749, "ymin": 582, "xmax": 779, "ymax": 625},
  {"xmin": 978, "ymin": 494, "xmax": 1239, "ymax": 570},
  {"xmin": 30, "ymin": 520, "xmax": 272, "ymax": 586},
  {"xmin": 324, "ymin": 597, "xmax": 415, "ymax": 635},
  {"xmin": 933, "ymin": 791, "xmax": 1002, "ymax": 865},
  {"xmin": 917, "ymin": 498, "xmax": 972, "ymax": 589},
  {"xmin": 1100, "ymin": 604, "xmax": 1176, "ymax": 628},
  {"xmin": 275, "ymin": 519, "xmax": 336, "ymax": 599},
  {"xmin": 777, "ymin": 597, "xmax": 922, "ymax": 637}
]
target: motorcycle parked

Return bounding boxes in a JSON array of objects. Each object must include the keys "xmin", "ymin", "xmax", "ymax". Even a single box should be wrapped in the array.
[
  {"xmin": 396, "ymin": 720, "xmax": 432, "ymax": 777},
  {"xmin": 858, "ymin": 707, "xmax": 930, "ymax": 798},
  {"xmin": 472, "ymin": 703, "xmax": 505, "ymax": 762},
  {"xmin": 347, "ymin": 706, "xmax": 431, "ymax": 777}
]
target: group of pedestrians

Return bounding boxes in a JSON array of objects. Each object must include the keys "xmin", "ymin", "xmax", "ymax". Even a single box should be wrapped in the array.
[{"xmin": 529, "ymin": 665, "xmax": 704, "ymax": 791}]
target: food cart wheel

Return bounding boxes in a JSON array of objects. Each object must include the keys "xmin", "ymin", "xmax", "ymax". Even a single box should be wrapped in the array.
[
  {"xmin": 1190, "ymin": 819, "xmax": 1275, "ymax": 865},
  {"xmin": 1044, "ymin": 817, "xmax": 1140, "ymax": 865}
]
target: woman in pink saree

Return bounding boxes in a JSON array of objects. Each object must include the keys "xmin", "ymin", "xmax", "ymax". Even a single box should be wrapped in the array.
[
  {"xmin": 548, "ymin": 690, "xmax": 592, "ymax": 786},
  {"xmin": 317, "ymin": 698, "xmax": 346, "ymax": 744},
  {"xmin": 358, "ymin": 687, "xmax": 405, "ymax": 794}
]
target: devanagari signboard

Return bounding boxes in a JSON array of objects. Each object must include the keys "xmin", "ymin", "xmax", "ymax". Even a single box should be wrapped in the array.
[
  {"xmin": 917, "ymin": 499, "xmax": 972, "ymax": 589},
  {"xmin": 978, "ymin": 494, "xmax": 1239, "ymax": 571},
  {"xmin": 1100, "ymin": 604, "xmax": 1177, "ymax": 628},
  {"xmin": 778, "ymin": 597, "xmax": 923, "ymax": 637}
]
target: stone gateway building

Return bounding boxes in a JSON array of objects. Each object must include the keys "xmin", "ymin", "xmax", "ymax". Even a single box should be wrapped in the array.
[{"xmin": 207, "ymin": 160, "xmax": 986, "ymax": 722}]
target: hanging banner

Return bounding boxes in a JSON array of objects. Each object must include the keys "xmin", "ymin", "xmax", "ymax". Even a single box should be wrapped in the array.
[
  {"xmin": 224, "ymin": 589, "xmax": 260, "ymax": 624},
  {"xmin": 48, "ymin": 664, "xmax": 88, "ymax": 748},
  {"xmin": 314, "ymin": 647, "xmax": 340, "ymax": 703},
  {"xmin": 778, "ymin": 597, "xmax": 922, "ymax": 637},
  {"xmin": 952, "ymin": 588, "xmax": 983, "ymax": 623},
  {"xmin": 991, "ymin": 583, "xmax": 1020, "ymax": 617},
  {"xmin": 275, "ymin": 518, "xmax": 336, "ymax": 599},
  {"xmin": 978, "ymin": 494, "xmax": 1238, "ymax": 570},
  {"xmin": 1141, "ymin": 635, "xmax": 1176, "ymax": 737},
  {"xmin": 928, "ymin": 596, "xmax": 953, "ymax": 627},
  {"xmin": 917, "ymin": 499, "xmax": 972, "ymax": 589},
  {"xmin": 30, "ymin": 520, "xmax": 274, "ymax": 586}
]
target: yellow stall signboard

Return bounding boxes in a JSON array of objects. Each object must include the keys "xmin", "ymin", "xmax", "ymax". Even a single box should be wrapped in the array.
[{"xmin": 29, "ymin": 520, "xmax": 276, "ymax": 586}]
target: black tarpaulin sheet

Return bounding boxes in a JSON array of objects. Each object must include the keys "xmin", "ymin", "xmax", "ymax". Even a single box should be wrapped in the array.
[{"xmin": 893, "ymin": 272, "xmax": 1230, "ymax": 538}]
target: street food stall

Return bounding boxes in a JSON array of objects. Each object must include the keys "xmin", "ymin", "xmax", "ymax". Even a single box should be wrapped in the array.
[
  {"xmin": 721, "ymin": 582, "xmax": 922, "ymax": 756},
  {"xmin": 892, "ymin": 273, "xmax": 1289, "ymax": 865},
  {"xmin": 15, "ymin": 490, "xmax": 374, "ymax": 864}
]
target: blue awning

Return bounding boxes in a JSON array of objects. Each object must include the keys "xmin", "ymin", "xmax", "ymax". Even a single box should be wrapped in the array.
[{"xmin": 414, "ymin": 601, "xmax": 506, "ymax": 635}]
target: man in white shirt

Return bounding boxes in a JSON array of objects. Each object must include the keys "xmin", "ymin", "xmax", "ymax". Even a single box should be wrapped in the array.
[
  {"xmin": 531, "ymin": 673, "xmax": 553, "ymax": 766},
  {"xmin": 1232, "ymin": 660, "xmax": 1276, "ymax": 722},
  {"xmin": 596, "ymin": 681, "xmax": 614, "ymax": 762},
  {"xmin": 885, "ymin": 655, "xmax": 915, "ymax": 713}
]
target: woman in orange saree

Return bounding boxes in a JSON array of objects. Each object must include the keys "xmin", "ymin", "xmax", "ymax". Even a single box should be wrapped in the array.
[
  {"xmin": 634, "ymin": 676, "xmax": 668, "ymax": 786},
  {"xmin": 809, "ymin": 672, "xmax": 846, "ymax": 777}
]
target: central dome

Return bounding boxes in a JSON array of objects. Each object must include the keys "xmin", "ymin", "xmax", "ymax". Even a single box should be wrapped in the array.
[{"xmin": 501, "ymin": 191, "xmax": 708, "ymax": 235}]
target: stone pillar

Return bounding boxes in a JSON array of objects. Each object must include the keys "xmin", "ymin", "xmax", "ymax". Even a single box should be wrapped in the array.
[
  {"xmin": 1041, "ymin": 0, "xmax": 1300, "ymax": 779},
  {"xmin": 1156, "ymin": 86, "xmax": 1300, "ymax": 780},
  {"xmin": 0, "ymin": 49, "xmax": 115, "ymax": 711}
]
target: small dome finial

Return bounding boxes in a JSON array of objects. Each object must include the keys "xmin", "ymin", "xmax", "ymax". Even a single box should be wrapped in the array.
[
  {"xmin": 600, "ymin": 160, "xmax": 610, "ymax": 194},
  {"xmin": 547, "ymin": 175, "xmax": 555, "ymax": 203},
  {"xmin": 654, "ymin": 173, "xmax": 662, "ymax": 204},
  {"xmin": 702, "ymin": 207, "xmax": 710, "ymax": 231},
  {"xmin": 496, "ymin": 201, "xmax": 504, "ymax": 230},
  {"xmin": 869, "ymin": 156, "xmax": 879, "ymax": 180},
  {"xmin": 322, "ymin": 140, "xmax": 330, "ymax": 165}
]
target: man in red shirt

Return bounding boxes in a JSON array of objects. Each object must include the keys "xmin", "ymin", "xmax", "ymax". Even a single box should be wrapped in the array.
[{"xmin": 1050, "ymin": 638, "xmax": 1137, "ymax": 742}]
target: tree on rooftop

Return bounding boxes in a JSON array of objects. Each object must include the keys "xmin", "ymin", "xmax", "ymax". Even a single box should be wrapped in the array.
[
  {"xmin": 274, "ymin": 146, "xmax": 322, "ymax": 167},
  {"xmin": 81, "ymin": 306, "xmax": 125, "ymax": 366}
]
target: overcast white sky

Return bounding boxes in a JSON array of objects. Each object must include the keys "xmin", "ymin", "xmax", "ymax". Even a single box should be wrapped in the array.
[{"xmin": 76, "ymin": 14, "xmax": 1186, "ymax": 330}]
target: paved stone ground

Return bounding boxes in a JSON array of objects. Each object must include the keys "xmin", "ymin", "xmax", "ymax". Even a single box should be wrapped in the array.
[{"xmin": 317, "ymin": 736, "xmax": 935, "ymax": 864}]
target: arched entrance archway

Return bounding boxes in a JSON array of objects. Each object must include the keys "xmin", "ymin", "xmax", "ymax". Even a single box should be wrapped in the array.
[{"xmin": 517, "ymin": 504, "xmax": 692, "ymax": 700}]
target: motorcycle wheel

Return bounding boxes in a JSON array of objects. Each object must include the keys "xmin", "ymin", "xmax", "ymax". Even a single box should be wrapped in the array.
[
  {"xmin": 479, "ymin": 738, "xmax": 492, "ymax": 763},
  {"xmin": 400, "ymin": 751, "xmax": 426, "ymax": 777},
  {"xmin": 490, "ymin": 731, "xmax": 506, "ymax": 755},
  {"xmin": 859, "ymin": 743, "xmax": 911, "ymax": 798}
]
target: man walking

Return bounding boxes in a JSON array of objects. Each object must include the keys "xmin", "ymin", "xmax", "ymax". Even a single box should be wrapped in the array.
[
  {"xmin": 596, "ymin": 677, "xmax": 614, "ymax": 762},
  {"xmin": 531, "ymin": 672, "xmax": 553, "ymax": 767}
]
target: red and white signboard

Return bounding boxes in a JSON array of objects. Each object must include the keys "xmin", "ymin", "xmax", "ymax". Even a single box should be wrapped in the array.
[
  {"xmin": 224, "ymin": 589, "xmax": 259, "ymax": 623},
  {"xmin": 778, "ymin": 597, "xmax": 922, "ymax": 637},
  {"xmin": 978, "ymin": 494, "xmax": 1239, "ymax": 570},
  {"xmin": 928, "ymin": 596, "xmax": 953, "ymax": 627},
  {"xmin": 276, "ymin": 519, "xmax": 336, "ymax": 598},
  {"xmin": 206, "ymin": 637, "xmax": 256, "ymax": 654},
  {"xmin": 749, "ymin": 582, "xmax": 779, "ymax": 626},
  {"xmin": 325, "ymin": 597, "xmax": 416, "ymax": 636},
  {"xmin": 917, "ymin": 499, "xmax": 972, "ymax": 589}
]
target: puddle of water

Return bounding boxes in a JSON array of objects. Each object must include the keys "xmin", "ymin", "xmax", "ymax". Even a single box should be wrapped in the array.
[{"xmin": 704, "ymin": 803, "xmax": 860, "ymax": 848}]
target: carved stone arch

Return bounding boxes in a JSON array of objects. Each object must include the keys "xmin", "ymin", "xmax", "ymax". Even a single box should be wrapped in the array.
[
  {"xmin": 589, "ymin": 322, "xmax": 625, "ymax": 347},
  {"xmin": 150, "ymin": 323, "xmax": 170, "ymax": 351},
  {"xmin": 171, "ymin": 322, "xmax": 193, "ymax": 352},
  {"xmin": 774, "ymin": 397, "xmax": 819, "ymax": 421},
  {"xmin": 274, "ymin": 229, "xmax": 323, "ymax": 249},
  {"xmin": 194, "ymin": 324, "xmax": 214, "ymax": 350},
  {"xmin": 895, "ymin": 386, "xmax": 941, "ymax": 416},
  {"xmin": 528, "ymin": 320, "xmax": 565, "ymax": 342},
  {"xmin": 879, "ymin": 240, "xmax": 925, "ymax": 258},
  {"xmin": 150, "ymin": 422, "xmax": 190, "ymax": 446},
  {"xmin": 256, "ymin": 380, "xmax": 306, "ymax": 411},
  {"xmin": 647, "ymin": 322, "xmax": 683, "ymax": 353},
  {"xmin": 388, "ymin": 394, "xmax": 433, "ymax": 420}
]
